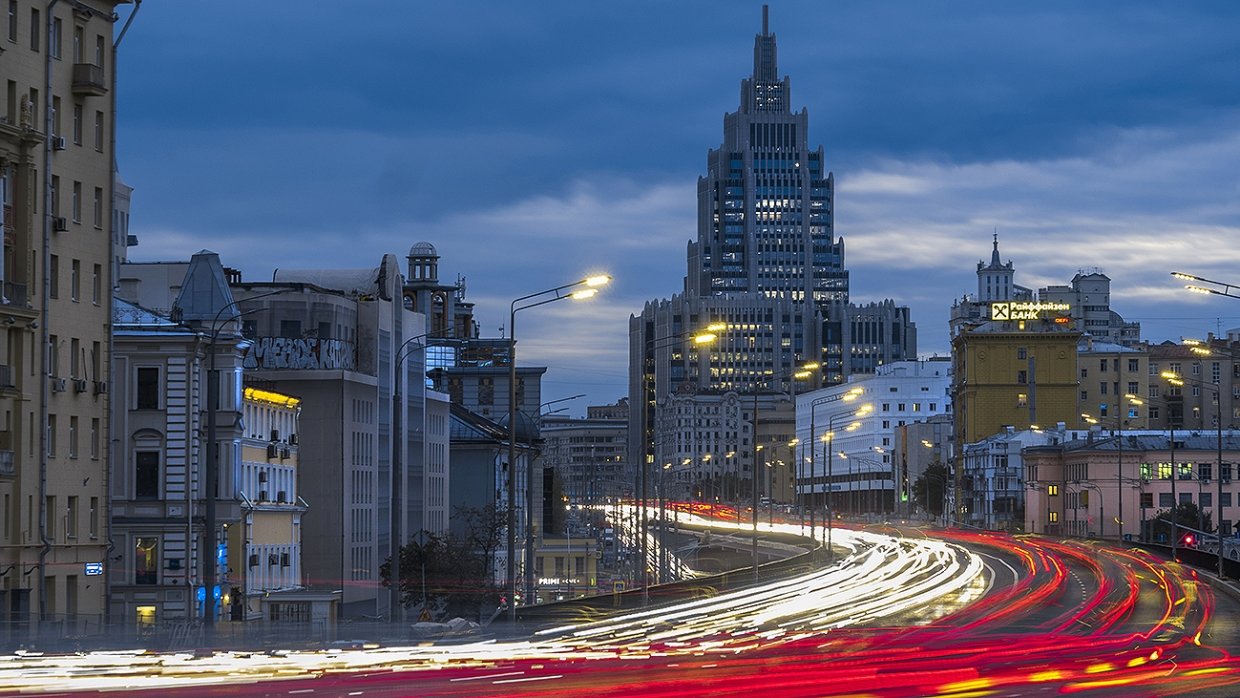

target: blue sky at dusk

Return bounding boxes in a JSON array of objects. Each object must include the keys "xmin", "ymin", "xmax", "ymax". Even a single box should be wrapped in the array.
[{"xmin": 117, "ymin": 1, "xmax": 1240, "ymax": 412}]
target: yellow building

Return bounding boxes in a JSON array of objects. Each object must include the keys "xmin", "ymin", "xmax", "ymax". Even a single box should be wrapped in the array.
[
  {"xmin": 2, "ymin": 1, "xmax": 128, "ymax": 636},
  {"xmin": 952, "ymin": 314, "xmax": 1083, "ymax": 447},
  {"xmin": 229, "ymin": 386, "xmax": 318, "ymax": 622},
  {"xmin": 534, "ymin": 536, "xmax": 598, "ymax": 602}
]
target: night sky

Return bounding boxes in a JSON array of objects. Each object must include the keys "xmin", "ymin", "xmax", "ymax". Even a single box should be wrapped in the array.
[{"xmin": 116, "ymin": 1, "xmax": 1240, "ymax": 412}]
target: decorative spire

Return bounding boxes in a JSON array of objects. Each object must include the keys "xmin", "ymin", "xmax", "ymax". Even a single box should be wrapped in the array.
[
  {"xmin": 744, "ymin": 5, "xmax": 788, "ymax": 113},
  {"xmin": 990, "ymin": 232, "xmax": 1002, "ymax": 267}
]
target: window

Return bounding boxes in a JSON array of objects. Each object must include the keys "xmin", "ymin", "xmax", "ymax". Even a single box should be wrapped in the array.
[
  {"xmin": 72, "ymin": 102, "xmax": 82, "ymax": 144},
  {"xmin": 1100, "ymin": 359, "xmax": 1108, "ymax": 372},
  {"xmin": 1224, "ymin": 492, "xmax": 1233, "ymax": 508},
  {"xmin": 66, "ymin": 496, "xmax": 76, "ymax": 539},
  {"xmin": 1047, "ymin": 484, "xmax": 1059, "ymax": 496},
  {"xmin": 1179, "ymin": 462, "xmax": 1193, "ymax": 480},
  {"xmin": 1017, "ymin": 370, "xmax": 1027, "ymax": 384},
  {"xmin": 72, "ymin": 24, "xmax": 81, "ymax": 62},
  {"xmin": 50, "ymin": 174, "xmax": 59, "ymax": 216},
  {"xmin": 1158, "ymin": 462, "xmax": 1172, "ymax": 480},
  {"xmin": 1202, "ymin": 492, "xmax": 1213, "ymax": 508},
  {"xmin": 88, "ymin": 497, "xmax": 98, "ymax": 538},
  {"xmin": 91, "ymin": 264, "xmax": 101, "ymax": 304},
  {"xmin": 1159, "ymin": 493, "xmax": 1174, "ymax": 507},
  {"xmin": 50, "ymin": 16, "xmax": 60, "ymax": 58},
  {"xmin": 70, "ymin": 259, "xmax": 80, "ymax": 301},
  {"xmin": 1180, "ymin": 492, "xmax": 1192, "ymax": 504},
  {"xmin": 94, "ymin": 33, "xmax": 103, "ymax": 68},
  {"xmin": 135, "ymin": 451, "xmax": 159, "ymax": 499},
  {"xmin": 1017, "ymin": 348, "xmax": 1026, "ymax": 360},
  {"xmin": 92, "ymin": 187, "xmax": 102, "ymax": 228},
  {"xmin": 49, "ymin": 255, "xmax": 59, "ymax": 298},
  {"xmin": 29, "ymin": 8, "xmax": 38, "ymax": 52},
  {"xmin": 136, "ymin": 367, "xmax": 159, "ymax": 409},
  {"xmin": 1081, "ymin": 368, "xmax": 1088, "ymax": 379},
  {"xmin": 1129, "ymin": 358, "xmax": 1139, "ymax": 372},
  {"xmin": 52, "ymin": 95, "xmax": 61, "ymax": 137},
  {"xmin": 6, "ymin": 1, "xmax": 14, "ymax": 43},
  {"xmin": 1140, "ymin": 492, "xmax": 1153, "ymax": 508},
  {"xmin": 1099, "ymin": 382, "xmax": 1108, "ymax": 395},
  {"xmin": 71, "ymin": 181, "xmax": 81, "ymax": 222},
  {"xmin": 1200, "ymin": 463, "xmax": 1212, "ymax": 481},
  {"xmin": 93, "ymin": 110, "xmax": 103, "ymax": 151},
  {"xmin": 1017, "ymin": 393, "xmax": 1028, "ymax": 407},
  {"xmin": 90, "ymin": 418, "xmax": 99, "ymax": 459},
  {"xmin": 135, "ymin": 537, "xmax": 158, "ymax": 584},
  {"xmin": 68, "ymin": 416, "xmax": 78, "ymax": 458},
  {"xmin": 46, "ymin": 414, "xmax": 56, "ymax": 457},
  {"xmin": 1048, "ymin": 511, "xmax": 1059, "ymax": 523}
]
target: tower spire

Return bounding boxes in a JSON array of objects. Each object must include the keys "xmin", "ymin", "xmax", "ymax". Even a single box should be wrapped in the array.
[
  {"xmin": 991, "ymin": 231, "xmax": 1001, "ymax": 267},
  {"xmin": 763, "ymin": 4, "xmax": 769, "ymax": 36}
]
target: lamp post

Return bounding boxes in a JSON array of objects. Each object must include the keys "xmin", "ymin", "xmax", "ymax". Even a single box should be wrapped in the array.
[
  {"xmin": 1163, "ymin": 369, "xmax": 1227, "ymax": 578},
  {"xmin": 202, "ymin": 288, "xmax": 291, "ymax": 629},
  {"xmin": 389, "ymin": 331, "xmax": 441, "ymax": 626},
  {"xmin": 751, "ymin": 362, "xmax": 818, "ymax": 575},
  {"xmin": 639, "ymin": 325, "xmax": 721, "ymax": 598},
  {"xmin": 808, "ymin": 388, "xmax": 864, "ymax": 547},
  {"xmin": 506, "ymin": 274, "xmax": 610, "ymax": 623},
  {"xmin": 820, "ymin": 405, "xmax": 871, "ymax": 560}
]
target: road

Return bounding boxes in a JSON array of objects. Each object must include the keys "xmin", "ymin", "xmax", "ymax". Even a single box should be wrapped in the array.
[{"xmin": 2, "ymin": 513, "xmax": 1239, "ymax": 696}]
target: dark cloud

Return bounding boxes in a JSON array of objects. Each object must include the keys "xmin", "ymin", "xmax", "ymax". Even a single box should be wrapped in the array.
[{"xmin": 117, "ymin": 1, "xmax": 1240, "ymax": 411}]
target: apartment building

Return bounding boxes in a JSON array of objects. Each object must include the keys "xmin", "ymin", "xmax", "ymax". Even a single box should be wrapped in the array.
[{"xmin": 1, "ymin": 0, "xmax": 127, "ymax": 639}]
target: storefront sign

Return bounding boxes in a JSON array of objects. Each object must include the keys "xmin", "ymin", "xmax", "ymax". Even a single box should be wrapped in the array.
[{"xmin": 990, "ymin": 301, "xmax": 1071, "ymax": 321}]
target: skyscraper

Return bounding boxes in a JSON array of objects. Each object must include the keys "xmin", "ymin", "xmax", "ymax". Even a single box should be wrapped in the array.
[{"xmin": 630, "ymin": 7, "xmax": 916, "ymax": 503}]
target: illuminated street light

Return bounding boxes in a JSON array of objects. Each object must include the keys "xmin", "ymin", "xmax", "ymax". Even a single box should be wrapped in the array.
[
  {"xmin": 507, "ymin": 274, "xmax": 611, "ymax": 622},
  {"xmin": 1172, "ymin": 271, "xmax": 1240, "ymax": 300}
]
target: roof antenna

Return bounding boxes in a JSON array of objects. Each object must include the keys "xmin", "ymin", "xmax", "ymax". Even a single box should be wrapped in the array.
[{"xmin": 763, "ymin": 5, "xmax": 769, "ymax": 35}]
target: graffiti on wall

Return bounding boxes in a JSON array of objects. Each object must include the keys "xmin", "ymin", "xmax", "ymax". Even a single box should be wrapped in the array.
[{"xmin": 242, "ymin": 337, "xmax": 357, "ymax": 371}]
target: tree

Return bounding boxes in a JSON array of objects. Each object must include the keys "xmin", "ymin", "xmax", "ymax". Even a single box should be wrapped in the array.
[
  {"xmin": 380, "ymin": 505, "xmax": 507, "ymax": 621},
  {"xmin": 1147, "ymin": 501, "xmax": 1213, "ymax": 544},
  {"xmin": 912, "ymin": 462, "xmax": 949, "ymax": 518}
]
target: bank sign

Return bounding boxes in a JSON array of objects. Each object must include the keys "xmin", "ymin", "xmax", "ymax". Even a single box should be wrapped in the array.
[{"xmin": 990, "ymin": 301, "xmax": 1071, "ymax": 321}]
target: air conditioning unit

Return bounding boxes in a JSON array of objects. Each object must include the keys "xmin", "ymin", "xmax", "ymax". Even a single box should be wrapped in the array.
[
  {"xmin": 289, "ymin": 433, "xmax": 297, "ymax": 445},
  {"xmin": 258, "ymin": 471, "xmax": 268, "ymax": 483},
  {"xmin": 268, "ymin": 553, "xmax": 279, "ymax": 566},
  {"xmin": 72, "ymin": 378, "xmax": 88, "ymax": 393},
  {"xmin": 92, "ymin": 380, "xmax": 108, "ymax": 395},
  {"xmin": 248, "ymin": 553, "xmax": 259, "ymax": 568},
  {"xmin": 258, "ymin": 490, "xmax": 268, "ymax": 502},
  {"xmin": 280, "ymin": 447, "xmax": 290, "ymax": 460},
  {"xmin": 52, "ymin": 136, "xmax": 66, "ymax": 150},
  {"xmin": 270, "ymin": 428, "xmax": 280, "ymax": 442},
  {"xmin": 280, "ymin": 553, "xmax": 290, "ymax": 567},
  {"xmin": 266, "ymin": 443, "xmax": 278, "ymax": 459},
  {"xmin": 276, "ymin": 490, "xmax": 287, "ymax": 503},
  {"xmin": 52, "ymin": 217, "xmax": 68, "ymax": 232},
  {"xmin": 51, "ymin": 377, "xmax": 66, "ymax": 392}
]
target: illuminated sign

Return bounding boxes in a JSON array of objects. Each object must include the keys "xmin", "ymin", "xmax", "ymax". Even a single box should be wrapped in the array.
[
  {"xmin": 990, "ymin": 301, "xmax": 1071, "ymax": 321},
  {"xmin": 84, "ymin": 562, "xmax": 103, "ymax": 576}
]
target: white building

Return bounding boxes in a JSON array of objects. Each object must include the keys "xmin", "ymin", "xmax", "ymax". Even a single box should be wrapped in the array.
[{"xmin": 797, "ymin": 359, "xmax": 952, "ymax": 513}]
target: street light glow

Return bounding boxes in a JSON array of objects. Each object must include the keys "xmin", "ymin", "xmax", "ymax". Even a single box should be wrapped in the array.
[
  {"xmin": 571, "ymin": 288, "xmax": 599, "ymax": 300},
  {"xmin": 584, "ymin": 274, "xmax": 612, "ymax": 287}
]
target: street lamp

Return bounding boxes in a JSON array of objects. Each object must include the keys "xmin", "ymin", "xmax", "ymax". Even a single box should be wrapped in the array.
[
  {"xmin": 1163, "ymin": 369, "xmax": 1227, "ymax": 578},
  {"xmin": 1172, "ymin": 271, "xmax": 1240, "ymax": 300},
  {"xmin": 507, "ymin": 274, "xmax": 610, "ymax": 622},
  {"xmin": 751, "ymin": 362, "xmax": 818, "ymax": 575},
  {"xmin": 821, "ymin": 405, "xmax": 871, "ymax": 560},
  {"xmin": 808, "ymin": 388, "xmax": 863, "ymax": 546},
  {"xmin": 389, "ymin": 331, "xmax": 444, "ymax": 625},
  {"xmin": 202, "ymin": 287, "xmax": 293, "ymax": 628},
  {"xmin": 640, "ymin": 324, "xmax": 721, "ymax": 597}
]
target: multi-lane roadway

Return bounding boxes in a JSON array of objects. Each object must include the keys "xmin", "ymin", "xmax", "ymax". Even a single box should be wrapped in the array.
[{"xmin": 2, "ymin": 510, "xmax": 1238, "ymax": 696}]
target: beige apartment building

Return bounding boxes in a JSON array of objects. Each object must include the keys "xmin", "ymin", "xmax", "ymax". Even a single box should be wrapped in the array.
[{"xmin": 2, "ymin": 1, "xmax": 126, "ymax": 638}]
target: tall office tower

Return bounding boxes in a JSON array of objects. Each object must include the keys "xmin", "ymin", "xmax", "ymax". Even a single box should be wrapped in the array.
[
  {"xmin": 685, "ymin": 6, "xmax": 845, "ymax": 305},
  {"xmin": 1, "ymin": 1, "xmax": 128, "ymax": 637},
  {"xmin": 629, "ymin": 8, "xmax": 916, "ymax": 495}
]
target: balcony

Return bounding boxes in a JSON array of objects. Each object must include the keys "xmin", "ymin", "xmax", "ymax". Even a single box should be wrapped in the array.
[{"xmin": 71, "ymin": 64, "xmax": 108, "ymax": 96}]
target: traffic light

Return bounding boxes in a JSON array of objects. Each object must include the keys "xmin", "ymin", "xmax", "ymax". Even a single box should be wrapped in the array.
[{"xmin": 1181, "ymin": 533, "xmax": 1195, "ymax": 547}]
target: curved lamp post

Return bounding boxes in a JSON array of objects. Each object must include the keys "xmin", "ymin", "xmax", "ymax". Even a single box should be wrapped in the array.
[
  {"xmin": 203, "ymin": 288, "xmax": 292, "ymax": 628},
  {"xmin": 640, "ymin": 325, "xmax": 721, "ymax": 598},
  {"xmin": 1163, "ymin": 369, "xmax": 1226, "ymax": 578},
  {"xmin": 507, "ymin": 274, "xmax": 609, "ymax": 623}
]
